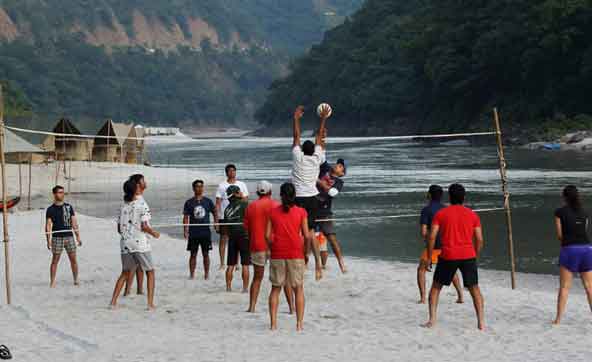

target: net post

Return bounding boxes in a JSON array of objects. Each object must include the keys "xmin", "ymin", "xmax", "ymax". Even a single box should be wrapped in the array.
[
  {"xmin": 0, "ymin": 85, "xmax": 13, "ymax": 304},
  {"xmin": 28, "ymin": 155, "xmax": 32, "ymax": 210},
  {"xmin": 493, "ymin": 107, "xmax": 517, "ymax": 289}
]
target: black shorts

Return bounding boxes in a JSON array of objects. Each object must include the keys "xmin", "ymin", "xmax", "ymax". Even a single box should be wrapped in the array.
[
  {"xmin": 227, "ymin": 234, "xmax": 250, "ymax": 266},
  {"xmin": 433, "ymin": 258, "xmax": 478, "ymax": 288},
  {"xmin": 317, "ymin": 215, "xmax": 335, "ymax": 235},
  {"xmin": 187, "ymin": 237, "xmax": 212, "ymax": 254},
  {"xmin": 295, "ymin": 196, "xmax": 320, "ymax": 230}
]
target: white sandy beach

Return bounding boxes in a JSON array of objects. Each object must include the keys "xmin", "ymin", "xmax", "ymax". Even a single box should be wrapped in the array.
[{"xmin": 0, "ymin": 209, "xmax": 590, "ymax": 362}]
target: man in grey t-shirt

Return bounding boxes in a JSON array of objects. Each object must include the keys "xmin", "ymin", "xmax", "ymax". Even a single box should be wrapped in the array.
[{"xmin": 290, "ymin": 104, "xmax": 331, "ymax": 281}]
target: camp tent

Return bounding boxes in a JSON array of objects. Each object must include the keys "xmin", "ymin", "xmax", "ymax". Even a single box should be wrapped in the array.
[
  {"xmin": 3, "ymin": 128, "xmax": 47, "ymax": 163},
  {"xmin": 124, "ymin": 125, "xmax": 145, "ymax": 164},
  {"xmin": 92, "ymin": 120, "xmax": 133, "ymax": 162},
  {"xmin": 42, "ymin": 118, "xmax": 93, "ymax": 161},
  {"xmin": 2, "ymin": 127, "xmax": 49, "ymax": 204}
]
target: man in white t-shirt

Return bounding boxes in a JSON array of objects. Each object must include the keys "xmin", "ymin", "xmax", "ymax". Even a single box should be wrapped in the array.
[
  {"xmin": 216, "ymin": 164, "xmax": 249, "ymax": 269},
  {"xmin": 291, "ymin": 104, "xmax": 331, "ymax": 281}
]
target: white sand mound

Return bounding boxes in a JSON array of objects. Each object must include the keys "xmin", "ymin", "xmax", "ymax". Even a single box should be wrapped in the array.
[{"xmin": 0, "ymin": 211, "xmax": 590, "ymax": 362}]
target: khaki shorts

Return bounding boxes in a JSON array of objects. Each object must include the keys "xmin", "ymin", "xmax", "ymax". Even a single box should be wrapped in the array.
[
  {"xmin": 251, "ymin": 251, "xmax": 268, "ymax": 267},
  {"xmin": 270, "ymin": 259, "xmax": 305, "ymax": 288}
]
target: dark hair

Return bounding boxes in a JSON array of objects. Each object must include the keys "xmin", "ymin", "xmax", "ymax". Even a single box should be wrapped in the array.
[
  {"xmin": 129, "ymin": 174, "xmax": 144, "ymax": 185},
  {"xmin": 448, "ymin": 183, "xmax": 466, "ymax": 205},
  {"xmin": 123, "ymin": 180, "xmax": 137, "ymax": 203},
  {"xmin": 192, "ymin": 179, "xmax": 204, "ymax": 189},
  {"xmin": 52, "ymin": 185, "xmax": 64, "ymax": 194},
  {"xmin": 280, "ymin": 182, "xmax": 297, "ymax": 213},
  {"xmin": 302, "ymin": 140, "xmax": 315, "ymax": 156},
  {"xmin": 225, "ymin": 164, "xmax": 236, "ymax": 176},
  {"xmin": 563, "ymin": 185, "xmax": 583, "ymax": 211},
  {"xmin": 428, "ymin": 185, "xmax": 443, "ymax": 201}
]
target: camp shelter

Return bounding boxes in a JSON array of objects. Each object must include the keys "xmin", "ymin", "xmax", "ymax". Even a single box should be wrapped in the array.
[
  {"xmin": 3, "ymin": 128, "xmax": 47, "ymax": 163},
  {"xmin": 42, "ymin": 118, "xmax": 93, "ymax": 161},
  {"xmin": 92, "ymin": 120, "xmax": 133, "ymax": 162},
  {"xmin": 124, "ymin": 125, "xmax": 145, "ymax": 164}
]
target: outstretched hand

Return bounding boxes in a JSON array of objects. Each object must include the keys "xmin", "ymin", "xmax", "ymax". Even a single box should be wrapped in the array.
[
  {"xmin": 294, "ymin": 105, "xmax": 305, "ymax": 121},
  {"xmin": 318, "ymin": 104, "xmax": 332, "ymax": 120}
]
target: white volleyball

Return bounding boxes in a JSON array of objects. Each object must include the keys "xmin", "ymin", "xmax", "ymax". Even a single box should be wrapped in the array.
[{"xmin": 317, "ymin": 103, "xmax": 332, "ymax": 117}]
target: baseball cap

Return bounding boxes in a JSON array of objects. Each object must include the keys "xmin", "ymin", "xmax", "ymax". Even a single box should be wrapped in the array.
[
  {"xmin": 257, "ymin": 181, "xmax": 273, "ymax": 195},
  {"xmin": 337, "ymin": 158, "xmax": 347, "ymax": 175},
  {"xmin": 226, "ymin": 185, "xmax": 241, "ymax": 197}
]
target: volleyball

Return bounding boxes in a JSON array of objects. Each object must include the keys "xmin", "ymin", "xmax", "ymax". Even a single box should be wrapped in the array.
[{"xmin": 317, "ymin": 103, "xmax": 332, "ymax": 117}]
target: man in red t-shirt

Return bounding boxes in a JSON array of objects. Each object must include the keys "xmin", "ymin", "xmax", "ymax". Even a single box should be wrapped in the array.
[
  {"xmin": 244, "ymin": 181, "xmax": 295, "ymax": 313},
  {"xmin": 423, "ymin": 183, "xmax": 486, "ymax": 331}
]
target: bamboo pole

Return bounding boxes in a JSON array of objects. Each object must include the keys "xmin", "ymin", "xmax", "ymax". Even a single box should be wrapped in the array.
[
  {"xmin": 493, "ymin": 108, "xmax": 517, "ymax": 289},
  {"xmin": 18, "ymin": 162, "xmax": 22, "ymax": 198},
  {"xmin": 28, "ymin": 156, "xmax": 32, "ymax": 210},
  {"xmin": 0, "ymin": 84, "xmax": 12, "ymax": 304}
]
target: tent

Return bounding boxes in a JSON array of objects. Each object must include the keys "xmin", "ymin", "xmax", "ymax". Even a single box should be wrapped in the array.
[
  {"xmin": 92, "ymin": 120, "xmax": 133, "ymax": 162},
  {"xmin": 2, "ymin": 127, "xmax": 49, "ymax": 205},
  {"xmin": 42, "ymin": 118, "xmax": 93, "ymax": 161},
  {"xmin": 124, "ymin": 125, "xmax": 145, "ymax": 164},
  {"xmin": 3, "ymin": 128, "xmax": 47, "ymax": 163}
]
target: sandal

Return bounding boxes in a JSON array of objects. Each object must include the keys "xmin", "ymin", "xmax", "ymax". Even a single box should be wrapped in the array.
[{"xmin": 0, "ymin": 345, "xmax": 11, "ymax": 360}]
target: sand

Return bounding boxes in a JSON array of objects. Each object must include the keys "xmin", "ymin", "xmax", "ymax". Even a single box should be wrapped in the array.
[{"xmin": 0, "ymin": 209, "xmax": 590, "ymax": 362}]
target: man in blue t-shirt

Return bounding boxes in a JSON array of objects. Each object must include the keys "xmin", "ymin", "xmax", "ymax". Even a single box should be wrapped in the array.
[
  {"xmin": 183, "ymin": 179, "xmax": 218, "ymax": 280},
  {"xmin": 417, "ymin": 185, "xmax": 463, "ymax": 304}
]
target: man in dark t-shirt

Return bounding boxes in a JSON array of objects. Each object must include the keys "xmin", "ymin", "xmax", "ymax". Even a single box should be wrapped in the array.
[
  {"xmin": 223, "ymin": 185, "xmax": 250, "ymax": 292},
  {"xmin": 316, "ymin": 159, "xmax": 347, "ymax": 273},
  {"xmin": 183, "ymin": 179, "xmax": 218, "ymax": 280},
  {"xmin": 45, "ymin": 185, "xmax": 82, "ymax": 288},
  {"xmin": 417, "ymin": 185, "xmax": 463, "ymax": 304}
]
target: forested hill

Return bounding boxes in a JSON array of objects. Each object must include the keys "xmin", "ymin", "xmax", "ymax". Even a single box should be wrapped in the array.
[
  {"xmin": 256, "ymin": 0, "xmax": 592, "ymax": 139},
  {"xmin": 0, "ymin": 0, "xmax": 363, "ymax": 128}
]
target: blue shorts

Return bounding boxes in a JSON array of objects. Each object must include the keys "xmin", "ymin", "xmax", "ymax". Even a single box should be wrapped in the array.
[{"xmin": 559, "ymin": 245, "xmax": 592, "ymax": 273}]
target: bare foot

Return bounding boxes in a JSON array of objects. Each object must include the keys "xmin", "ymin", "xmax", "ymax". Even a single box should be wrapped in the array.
[
  {"xmin": 477, "ymin": 321, "xmax": 485, "ymax": 331},
  {"xmin": 296, "ymin": 322, "xmax": 304, "ymax": 332},
  {"xmin": 456, "ymin": 298, "xmax": 464, "ymax": 304},
  {"xmin": 218, "ymin": 264, "xmax": 225, "ymax": 271},
  {"xmin": 270, "ymin": 324, "xmax": 277, "ymax": 331},
  {"xmin": 147, "ymin": 304, "xmax": 157, "ymax": 311},
  {"xmin": 109, "ymin": 303, "xmax": 118, "ymax": 310},
  {"xmin": 417, "ymin": 299, "xmax": 426, "ymax": 304},
  {"xmin": 421, "ymin": 321, "xmax": 436, "ymax": 328},
  {"xmin": 339, "ymin": 261, "xmax": 347, "ymax": 274},
  {"xmin": 552, "ymin": 319, "xmax": 561, "ymax": 326},
  {"xmin": 50, "ymin": 282, "xmax": 57, "ymax": 288}
]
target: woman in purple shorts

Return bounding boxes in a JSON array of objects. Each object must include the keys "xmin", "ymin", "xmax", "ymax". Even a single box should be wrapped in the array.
[{"xmin": 553, "ymin": 185, "xmax": 592, "ymax": 325}]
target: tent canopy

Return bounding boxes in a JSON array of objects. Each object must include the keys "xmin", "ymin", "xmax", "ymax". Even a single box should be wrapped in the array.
[{"xmin": 3, "ymin": 128, "xmax": 45, "ymax": 154}]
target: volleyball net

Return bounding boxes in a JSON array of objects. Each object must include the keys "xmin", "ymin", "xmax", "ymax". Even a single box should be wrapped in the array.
[{"xmin": 0, "ymin": 107, "xmax": 518, "ymax": 298}]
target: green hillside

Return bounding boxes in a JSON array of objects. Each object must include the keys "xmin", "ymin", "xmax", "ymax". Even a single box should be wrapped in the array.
[{"xmin": 256, "ymin": 0, "xmax": 592, "ymax": 138}]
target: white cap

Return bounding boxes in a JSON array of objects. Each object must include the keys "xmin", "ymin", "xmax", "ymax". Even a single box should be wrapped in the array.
[{"xmin": 257, "ymin": 181, "xmax": 273, "ymax": 195}]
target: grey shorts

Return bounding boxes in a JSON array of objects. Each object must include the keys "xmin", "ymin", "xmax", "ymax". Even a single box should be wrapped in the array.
[
  {"xmin": 52, "ymin": 236, "xmax": 76, "ymax": 254},
  {"xmin": 121, "ymin": 252, "xmax": 155, "ymax": 272}
]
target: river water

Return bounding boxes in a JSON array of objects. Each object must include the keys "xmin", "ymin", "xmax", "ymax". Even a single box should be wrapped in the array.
[{"xmin": 134, "ymin": 136, "xmax": 592, "ymax": 275}]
